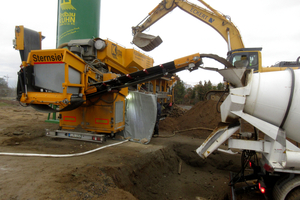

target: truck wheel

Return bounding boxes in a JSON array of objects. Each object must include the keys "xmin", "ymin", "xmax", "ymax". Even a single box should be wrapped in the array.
[
  {"xmin": 273, "ymin": 175, "xmax": 300, "ymax": 200},
  {"xmin": 286, "ymin": 187, "xmax": 300, "ymax": 200}
]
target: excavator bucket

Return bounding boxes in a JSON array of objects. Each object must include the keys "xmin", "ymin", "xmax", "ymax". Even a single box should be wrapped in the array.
[{"xmin": 132, "ymin": 32, "xmax": 162, "ymax": 52}]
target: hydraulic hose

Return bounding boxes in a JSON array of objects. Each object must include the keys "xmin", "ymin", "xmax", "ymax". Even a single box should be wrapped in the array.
[
  {"xmin": 0, "ymin": 140, "xmax": 128, "ymax": 158},
  {"xmin": 280, "ymin": 68, "xmax": 295, "ymax": 129},
  {"xmin": 57, "ymin": 42, "xmax": 68, "ymax": 49}
]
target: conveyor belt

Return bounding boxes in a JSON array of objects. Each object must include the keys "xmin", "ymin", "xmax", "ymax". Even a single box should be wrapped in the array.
[
  {"xmin": 86, "ymin": 53, "xmax": 233, "ymax": 99},
  {"xmin": 87, "ymin": 61, "xmax": 194, "ymax": 99}
]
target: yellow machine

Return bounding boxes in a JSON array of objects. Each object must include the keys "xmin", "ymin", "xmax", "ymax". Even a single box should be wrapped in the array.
[
  {"xmin": 14, "ymin": 25, "xmax": 202, "ymax": 140},
  {"xmin": 14, "ymin": 0, "xmax": 298, "ymax": 142},
  {"xmin": 132, "ymin": 0, "xmax": 300, "ymax": 72}
]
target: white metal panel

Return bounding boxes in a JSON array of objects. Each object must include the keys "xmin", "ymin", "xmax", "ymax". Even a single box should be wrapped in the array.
[
  {"xmin": 228, "ymin": 138, "xmax": 271, "ymax": 153},
  {"xmin": 196, "ymin": 125, "xmax": 239, "ymax": 159},
  {"xmin": 124, "ymin": 91, "xmax": 156, "ymax": 144}
]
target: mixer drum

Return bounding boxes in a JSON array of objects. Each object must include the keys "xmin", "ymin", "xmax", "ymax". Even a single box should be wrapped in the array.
[{"xmin": 244, "ymin": 69, "xmax": 300, "ymax": 143}]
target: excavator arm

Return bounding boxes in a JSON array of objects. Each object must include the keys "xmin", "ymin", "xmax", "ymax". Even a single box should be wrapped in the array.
[{"xmin": 132, "ymin": 0, "xmax": 244, "ymax": 52}]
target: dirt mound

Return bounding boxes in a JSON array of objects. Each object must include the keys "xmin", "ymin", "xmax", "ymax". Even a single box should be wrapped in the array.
[
  {"xmin": 177, "ymin": 100, "xmax": 220, "ymax": 130},
  {"xmin": 160, "ymin": 100, "xmax": 221, "ymax": 133},
  {"xmin": 166, "ymin": 104, "xmax": 187, "ymax": 118},
  {"xmin": 159, "ymin": 117, "xmax": 180, "ymax": 132}
]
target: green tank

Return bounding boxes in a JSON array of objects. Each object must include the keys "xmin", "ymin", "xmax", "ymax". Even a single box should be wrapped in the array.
[{"xmin": 56, "ymin": 0, "xmax": 101, "ymax": 47}]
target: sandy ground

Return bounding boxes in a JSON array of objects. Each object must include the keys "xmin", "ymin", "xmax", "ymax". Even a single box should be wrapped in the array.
[{"xmin": 0, "ymin": 99, "xmax": 265, "ymax": 200}]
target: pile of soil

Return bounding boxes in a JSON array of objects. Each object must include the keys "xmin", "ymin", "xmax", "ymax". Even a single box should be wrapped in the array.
[
  {"xmin": 177, "ymin": 100, "xmax": 220, "ymax": 130},
  {"xmin": 160, "ymin": 100, "xmax": 221, "ymax": 134},
  {"xmin": 165, "ymin": 104, "xmax": 187, "ymax": 118}
]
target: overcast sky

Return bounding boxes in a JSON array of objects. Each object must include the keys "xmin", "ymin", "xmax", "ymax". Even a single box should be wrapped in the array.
[{"xmin": 1, "ymin": 0, "xmax": 300, "ymax": 87}]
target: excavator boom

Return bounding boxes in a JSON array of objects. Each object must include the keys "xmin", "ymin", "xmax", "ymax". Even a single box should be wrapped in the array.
[{"xmin": 132, "ymin": 0, "xmax": 244, "ymax": 51}]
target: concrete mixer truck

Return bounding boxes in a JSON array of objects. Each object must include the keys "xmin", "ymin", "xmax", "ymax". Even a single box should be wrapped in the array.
[{"xmin": 196, "ymin": 66, "xmax": 300, "ymax": 199}]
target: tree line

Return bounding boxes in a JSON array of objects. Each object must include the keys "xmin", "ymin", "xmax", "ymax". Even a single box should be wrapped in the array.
[
  {"xmin": 173, "ymin": 76, "xmax": 225, "ymax": 105},
  {"xmin": 0, "ymin": 78, "xmax": 16, "ymax": 97}
]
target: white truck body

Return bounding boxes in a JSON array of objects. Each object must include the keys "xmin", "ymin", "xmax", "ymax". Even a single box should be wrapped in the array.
[{"xmin": 197, "ymin": 69, "xmax": 300, "ymax": 199}]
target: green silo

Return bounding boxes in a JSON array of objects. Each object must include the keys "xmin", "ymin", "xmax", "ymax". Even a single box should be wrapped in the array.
[{"xmin": 56, "ymin": 0, "xmax": 101, "ymax": 47}]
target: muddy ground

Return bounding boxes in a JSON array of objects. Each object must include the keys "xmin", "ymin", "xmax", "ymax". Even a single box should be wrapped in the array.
[{"xmin": 0, "ymin": 99, "xmax": 265, "ymax": 200}]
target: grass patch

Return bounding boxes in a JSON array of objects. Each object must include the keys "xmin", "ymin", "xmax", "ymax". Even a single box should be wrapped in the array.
[
  {"xmin": 0, "ymin": 102, "xmax": 9, "ymax": 106},
  {"xmin": 0, "ymin": 97, "xmax": 16, "ymax": 100}
]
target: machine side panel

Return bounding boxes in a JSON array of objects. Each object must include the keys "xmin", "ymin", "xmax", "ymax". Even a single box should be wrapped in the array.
[{"xmin": 34, "ymin": 63, "xmax": 81, "ymax": 94}]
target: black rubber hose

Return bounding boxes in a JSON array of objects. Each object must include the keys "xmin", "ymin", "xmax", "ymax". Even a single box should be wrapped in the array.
[{"xmin": 280, "ymin": 68, "xmax": 295, "ymax": 129}]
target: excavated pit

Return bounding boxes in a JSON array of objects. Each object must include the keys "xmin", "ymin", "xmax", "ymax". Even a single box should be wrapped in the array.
[
  {"xmin": 55, "ymin": 139, "xmax": 241, "ymax": 200},
  {"xmin": 104, "ymin": 143, "xmax": 241, "ymax": 200}
]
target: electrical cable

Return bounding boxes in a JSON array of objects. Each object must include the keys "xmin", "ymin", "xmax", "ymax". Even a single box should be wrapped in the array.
[
  {"xmin": 100, "ymin": 93, "xmax": 119, "ymax": 104},
  {"xmin": 87, "ymin": 92, "xmax": 119, "ymax": 107},
  {"xmin": 157, "ymin": 127, "xmax": 213, "ymax": 138},
  {"xmin": 0, "ymin": 140, "xmax": 128, "ymax": 158}
]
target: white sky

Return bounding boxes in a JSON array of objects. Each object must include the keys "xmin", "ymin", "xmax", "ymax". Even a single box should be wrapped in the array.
[{"xmin": 1, "ymin": 0, "xmax": 300, "ymax": 87}]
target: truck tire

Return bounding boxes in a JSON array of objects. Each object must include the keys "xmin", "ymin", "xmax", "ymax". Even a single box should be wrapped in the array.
[
  {"xmin": 273, "ymin": 175, "xmax": 300, "ymax": 200},
  {"xmin": 286, "ymin": 187, "xmax": 300, "ymax": 200}
]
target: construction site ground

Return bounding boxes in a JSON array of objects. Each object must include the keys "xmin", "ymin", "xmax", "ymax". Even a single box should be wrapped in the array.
[{"xmin": 0, "ymin": 99, "xmax": 265, "ymax": 200}]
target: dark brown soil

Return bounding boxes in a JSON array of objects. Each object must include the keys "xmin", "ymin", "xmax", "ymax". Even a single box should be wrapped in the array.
[
  {"xmin": 0, "ymin": 99, "xmax": 265, "ymax": 200},
  {"xmin": 160, "ymin": 101, "xmax": 221, "ymax": 141}
]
